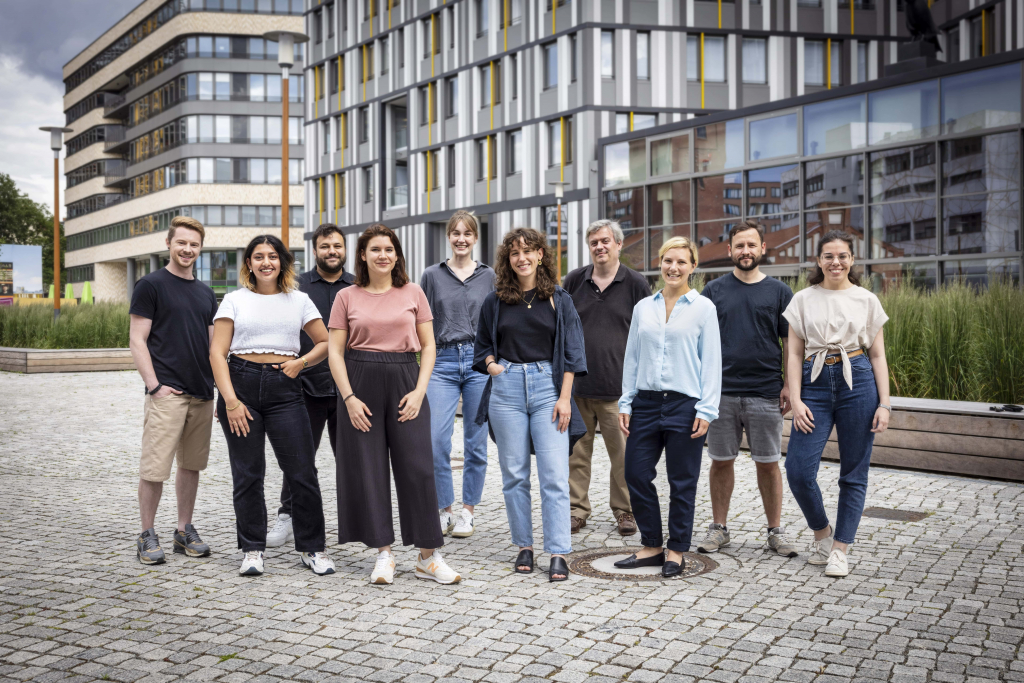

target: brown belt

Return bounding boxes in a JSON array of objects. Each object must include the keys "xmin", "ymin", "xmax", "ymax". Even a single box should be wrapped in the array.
[{"xmin": 806, "ymin": 349, "xmax": 864, "ymax": 365}]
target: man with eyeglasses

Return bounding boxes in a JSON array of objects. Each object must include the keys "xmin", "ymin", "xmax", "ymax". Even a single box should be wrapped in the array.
[{"xmin": 697, "ymin": 219, "xmax": 798, "ymax": 558}]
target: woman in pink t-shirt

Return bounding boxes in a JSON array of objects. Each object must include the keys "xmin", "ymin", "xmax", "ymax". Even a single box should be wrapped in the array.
[{"xmin": 327, "ymin": 224, "xmax": 461, "ymax": 586}]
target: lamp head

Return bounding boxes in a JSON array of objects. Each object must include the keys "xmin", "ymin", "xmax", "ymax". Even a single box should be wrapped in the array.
[
  {"xmin": 548, "ymin": 181, "xmax": 569, "ymax": 200},
  {"xmin": 40, "ymin": 126, "xmax": 74, "ymax": 153},
  {"xmin": 263, "ymin": 30, "xmax": 309, "ymax": 68}
]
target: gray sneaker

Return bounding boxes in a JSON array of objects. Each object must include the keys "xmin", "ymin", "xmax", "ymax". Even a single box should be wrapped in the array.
[
  {"xmin": 137, "ymin": 528, "xmax": 166, "ymax": 565},
  {"xmin": 807, "ymin": 527, "xmax": 834, "ymax": 565},
  {"xmin": 766, "ymin": 526, "xmax": 798, "ymax": 557},
  {"xmin": 173, "ymin": 524, "xmax": 211, "ymax": 557},
  {"xmin": 697, "ymin": 523, "xmax": 730, "ymax": 553}
]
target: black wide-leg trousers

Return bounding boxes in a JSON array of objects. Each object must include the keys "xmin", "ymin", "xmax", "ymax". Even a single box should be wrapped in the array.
[{"xmin": 335, "ymin": 349, "xmax": 445, "ymax": 549}]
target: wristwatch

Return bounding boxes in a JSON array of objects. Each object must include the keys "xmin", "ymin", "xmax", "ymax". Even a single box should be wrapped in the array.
[{"xmin": 878, "ymin": 403, "xmax": 891, "ymax": 412}]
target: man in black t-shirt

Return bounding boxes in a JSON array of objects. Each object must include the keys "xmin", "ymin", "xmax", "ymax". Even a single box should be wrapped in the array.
[
  {"xmin": 129, "ymin": 217, "xmax": 219, "ymax": 565},
  {"xmin": 697, "ymin": 219, "xmax": 798, "ymax": 558}
]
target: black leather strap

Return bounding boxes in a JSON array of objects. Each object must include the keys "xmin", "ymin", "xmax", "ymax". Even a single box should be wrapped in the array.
[{"xmin": 147, "ymin": 383, "xmax": 163, "ymax": 395}]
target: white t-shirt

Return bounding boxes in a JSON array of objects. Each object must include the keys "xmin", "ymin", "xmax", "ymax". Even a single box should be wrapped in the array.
[{"xmin": 214, "ymin": 288, "xmax": 321, "ymax": 357}]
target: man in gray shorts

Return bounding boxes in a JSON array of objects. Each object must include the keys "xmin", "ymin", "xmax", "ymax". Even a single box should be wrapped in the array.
[{"xmin": 698, "ymin": 219, "xmax": 797, "ymax": 557}]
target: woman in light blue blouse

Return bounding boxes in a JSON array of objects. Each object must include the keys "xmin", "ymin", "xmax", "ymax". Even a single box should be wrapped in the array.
[{"xmin": 616, "ymin": 236, "xmax": 722, "ymax": 578}]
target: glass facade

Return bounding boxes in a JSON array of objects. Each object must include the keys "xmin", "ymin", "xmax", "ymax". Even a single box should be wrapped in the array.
[{"xmin": 599, "ymin": 61, "xmax": 1024, "ymax": 289}]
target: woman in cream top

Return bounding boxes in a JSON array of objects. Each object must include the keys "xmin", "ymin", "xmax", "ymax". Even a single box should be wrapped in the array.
[{"xmin": 782, "ymin": 230, "xmax": 890, "ymax": 579}]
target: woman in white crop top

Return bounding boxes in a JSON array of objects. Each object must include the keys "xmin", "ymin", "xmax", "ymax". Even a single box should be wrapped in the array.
[
  {"xmin": 781, "ymin": 230, "xmax": 891, "ymax": 580},
  {"xmin": 210, "ymin": 234, "xmax": 335, "ymax": 578}
]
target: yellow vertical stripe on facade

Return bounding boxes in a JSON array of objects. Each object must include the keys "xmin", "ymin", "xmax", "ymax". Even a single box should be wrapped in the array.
[
  {"xmin": 314, "ymin": 65, "xmax": 320, "ymax": 118},
  {"xmin": 388, "ymin": 0, "xmax": 392, "ymax": 29},
  {"xmin": 982, "ymin": 10, "xmax": 988, "ymax": 56},
  {"xmin": 718, "ymin": 0, "xmax": 722, "ymax": 28},
  {"xmin": 552, "ymin": 0, "xmax": 557, "ymax": 35},
  {"xmin": 851, "ymin": 2, "xmax": 855, "ymax": 34},
  {"xmin": 629, "ymin": 111, "xmax": 634, "ymax": 132},
  {"xmin": 827, "ymin": 38, "xmax": 832, "ymax": 89},
  {"xmin": 504, "ymin": 0, "xmax": 509, "ymax": 51}
]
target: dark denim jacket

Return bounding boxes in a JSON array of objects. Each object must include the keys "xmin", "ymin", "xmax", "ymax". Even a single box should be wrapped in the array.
[{"xmin": 472, "ymin": 287, "xmax": 589, "ymax": 454}]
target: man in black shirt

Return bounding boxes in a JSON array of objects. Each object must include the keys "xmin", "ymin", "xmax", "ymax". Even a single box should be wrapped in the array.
[
  {"xmin": 267, "ymin": 224, "xmax": 354, "ymax": 548},
  {"xmin": 563, "ymin": 220, "xmax": 652, "ymax": 536},
  {"xmin": 697, "ymin": 219, "xmax": 797, "ymax": 558},
  {"xmin": 129, "ymin": 217, "xmax": 219, "ymax": 565}
]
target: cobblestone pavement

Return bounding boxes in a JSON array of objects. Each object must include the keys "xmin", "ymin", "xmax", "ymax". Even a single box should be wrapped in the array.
[{"xmin": 1, "ymin": 371, "xmax": 1022, "ymax": 683}]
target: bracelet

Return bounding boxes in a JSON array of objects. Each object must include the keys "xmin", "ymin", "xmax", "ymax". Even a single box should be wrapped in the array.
[
  {"xmin": 487, "ymin": 361, "xmax": 500, "ymax": 370},
  {"xmin": 342, "ymin": 393, "xmax": 355, "ymax": 403},
  {"xmin": 226, "ymin": 401, "xmax": 243, "ymax": 412},
  {"xmin": 301, "ymin": 356, "xmax": 308, "ymax": 368},
  {"xmin": 147, "ymin": 383, "xmax": 163, "ymax": 395},
  {"xmin": 877, "ymin": 404, "xmax": 891, "ymax": 412}
]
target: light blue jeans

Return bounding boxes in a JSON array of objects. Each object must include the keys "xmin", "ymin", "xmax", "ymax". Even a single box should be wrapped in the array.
[
  {"xmin": 488, "ymin": 360, "xmax": 572, "ymax": 555},
  {"xmin": 426, "ymin": 342, "xmax": 490, "ymax": 509}
]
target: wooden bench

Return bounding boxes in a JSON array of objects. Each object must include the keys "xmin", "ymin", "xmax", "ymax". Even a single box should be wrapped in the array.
[{"xmin": 0, "ymin": 347, "xmax": 135, "ymax": 374}]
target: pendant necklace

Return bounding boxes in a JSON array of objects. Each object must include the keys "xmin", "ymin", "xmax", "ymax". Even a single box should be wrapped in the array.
[{"xmin": 524, "ymin": 290, "xmax": 537, "ymax": 309}]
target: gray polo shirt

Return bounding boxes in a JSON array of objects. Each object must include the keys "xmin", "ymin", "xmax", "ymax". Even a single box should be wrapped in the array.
[{"xmin": 420, "ymin": 261, "xmax": 496, "ymax": 344}]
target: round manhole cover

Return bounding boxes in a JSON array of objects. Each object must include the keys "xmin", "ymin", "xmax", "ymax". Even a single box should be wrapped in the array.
[{"xmin": 567, "ymin": 547, "xmax": 718, "ymax": 581}]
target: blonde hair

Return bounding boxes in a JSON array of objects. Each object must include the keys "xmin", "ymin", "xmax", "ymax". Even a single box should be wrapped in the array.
[
  {"xmin": 658, "ymin": 236, "xmax": 699, "ymax": 267},
  {"xmin": 446, "ymin": 209, "xmax": 479, "ymax": 238},
  {"xmin": 168, "ymin": 216, "xmax": 205, "ymax": 244}
]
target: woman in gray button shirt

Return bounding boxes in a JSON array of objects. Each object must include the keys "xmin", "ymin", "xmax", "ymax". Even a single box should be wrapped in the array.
[{"xmin": 420, "ymin": 211, "xmax": 496, "ymax": 539}]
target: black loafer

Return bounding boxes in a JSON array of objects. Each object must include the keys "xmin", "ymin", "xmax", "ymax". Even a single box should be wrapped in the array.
[
  {"xmin": 549, "ymin": 556, "xmax": 569, "ymax": 582},
  {"xmin": 662, "ymin": 560, "xmax": 683, "ymax": 577},
  {"xmin": 514, "ymin": 549, "xmax": 534, "ymax": 574},
  {"xmin": 613, "ymin": 551, "xmax": 665, "ymax": 569}
]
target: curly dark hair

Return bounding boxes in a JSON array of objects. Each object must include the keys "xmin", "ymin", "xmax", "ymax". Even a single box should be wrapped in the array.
[
  {"xmin": 354, "ymin": 224, "xmax": 409, "ymax": 287},
  {"xmin": 494, "ymin": 227, "xmax": 557, "ymax": 304},
  {"xmin": 808, "ymin": 230, "xmax": 862, "ymax": 286},
  {"xmin": 239, "ymin": 234, "xmax": 296, "ymax": 293}
]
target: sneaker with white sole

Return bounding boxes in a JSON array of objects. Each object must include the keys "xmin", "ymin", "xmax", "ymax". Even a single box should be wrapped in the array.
[
  {"xmin": 239, "ymin": 550, "xmax": 264, "ymax": 576},
  {"xmin": 807, "ymin": 527, "xmax": 834, "ymax": 565},
  {"xmin": 439, "ymin": 509, "xmax": 454, "ymax": 536},
  {"xmin": 415, "ymin": 550, "xmax": 462, "ymax": 584},
  {"xmin": 266, "ymin": 513, "xmax": 293, "ymax": 548},
  {"xmin": 451, "ymin": 509, "xmax": 474, "ymax": 538},
  {"xmin": 824, "ymin": 548, "xmax": 849, "ymax": 577},
  {"xmin": 766, "ymin": 526, "xmax": 798, "ymax": 558},
  {"xmin": 300, "ymin": 551, "xmax": 336, "ymax": 575},
  {"xmin": 370, "ymin": 551, "xmax": 396, "ymax": 585},
  {"xmin": 697, "ymin": 523, "xmax": 730, "ymax": 553}
]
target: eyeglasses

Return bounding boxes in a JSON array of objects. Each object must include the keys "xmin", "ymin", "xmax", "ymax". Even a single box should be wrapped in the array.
[{"xmin": 821, "ymin": 254, "xmax": 851, "ymax": 264}]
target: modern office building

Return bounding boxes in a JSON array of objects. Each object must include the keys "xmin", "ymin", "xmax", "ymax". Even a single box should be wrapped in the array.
[
  {"xmin": 63, "ymin": 0, "xmax": 307, "ymax": 302},
  {"xmin": 301, "ymin": 0, "xmax": 1024, "ymax": 284}
]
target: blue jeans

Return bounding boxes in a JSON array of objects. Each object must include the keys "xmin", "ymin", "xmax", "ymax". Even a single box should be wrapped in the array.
[
  {"xmin": 785, "ymin": 354, "xmax": 878, "ymax": 545},
  {"xmin": 427, "ymin": 343, "xmax": 490, "ymax": 509},
  {"xmin": 488, "ymin": 360, "xmax": 572, "ymax": 555}
]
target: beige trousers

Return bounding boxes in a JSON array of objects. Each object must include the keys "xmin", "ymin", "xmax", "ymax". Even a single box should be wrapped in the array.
[{"xmin": 569, "ymin": 397, "xmax": 631, "ymax": 520}]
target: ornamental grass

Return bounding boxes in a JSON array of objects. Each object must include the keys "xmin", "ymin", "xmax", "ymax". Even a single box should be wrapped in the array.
[{"xmin": 0, "ymin": 302, "xmax": 130, "ymax": 350}]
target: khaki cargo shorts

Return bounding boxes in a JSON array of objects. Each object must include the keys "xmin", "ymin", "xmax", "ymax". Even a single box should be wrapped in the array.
[{"xmin": 140, "ymin": 393, "xmax": 214, "ymax": 482}]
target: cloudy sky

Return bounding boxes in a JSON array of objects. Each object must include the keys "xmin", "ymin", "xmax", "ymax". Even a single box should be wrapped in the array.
[{"xmin": 0, "ymin": 0, "xmax": 139, "ymax": 216}]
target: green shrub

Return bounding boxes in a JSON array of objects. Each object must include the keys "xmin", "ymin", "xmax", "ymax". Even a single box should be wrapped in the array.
[{"xmin": 0, "ymin": 303, "xmax": 130, "ymax": 349}]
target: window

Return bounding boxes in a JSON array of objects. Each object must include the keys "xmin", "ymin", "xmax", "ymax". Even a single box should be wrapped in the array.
[
  {"xmin": 476, "ymin": 0, "xmax": 488, "ymax": 35},
  {"xmin": 340, "ymin": 113, "xmax": 348, "ymax": 148},
  {"xmin": 381, "ymin": 37, "xmax": 389, "ymax": 74},
  {"xmin": 687, "ymin": 35, "xmax": 725, "ymax": 82},
  {"xmin": 448, "ymin": 144, "xmax": 456, "ymax": 187},
  {"xmin": 601, "ymin": 31, "xmax": 614, "ymax": 78},
  {"xmin": 398, "ymin": 28, "xmax": 405, "ymax": 67},
  {"xmin": 359, "ymin": 106, "xmax": 369, "ymax": 142},
  {"xmin": 511, "ymin": 54, "xmax": 519, "ymax": 99},
  {"xmin": 482, "ymin": 63, "xmax": 501, "ymax": 105},
  {"xmin": 363, "ymin": 167, "xmax": 373, "ymax": 202},
  {"xmin": 544, "ymin": 43, "xmax": 558, "ymax": 89},
  {"xmin": 855, "ymin": 42, "xmax": 867, "ymax": 84},
  {"xmin": 500, "ymin": 0, "xmax": 523, "ymax": 25},
  {"xmin": 446, "ymin": 76, "xmax": 459, "ymax": 117},
  {"xmin": 636, "ymin": 32, "xmax": 649, "ymax": 80},
  {"xmin": 476, "ymin": 137, "xmax": 495, "ymax": 180},
  {"xmin": 364, "ymin": 43, "xmax": 374, "ymax": 81},
  {"xmin": 548, "ymin": 118, "xmax": 573, "ymax": 166},
  {"xmin": 570, "ymin": 33, "xmax": 578, "ymax": 82},
  {"xmin": 424, "ymin": 150, "xmax": 440, "ymax": 190},
  {"xmin": 322, "ymin": 120, "xmax": 331, "ymax": 154},
  {"xmin": 742, "ymin": 38, "xmax": 766, "ymax": 84},
  {"xmin": 448, "ymin": 7, "xmax": 455, "ymax": 48},
  {"xmin": 315, "ymin": 9, "xmax": 323, "ymax": 43},
  {"xmin": 805, "ymin": 40, "xmax": 841, "ymax": 86},
  {"xmin": 338, "ymin": 173, "xmax": 346, "ymax": 207},
  {"xmin": 508, "ymin": 129, "xmax": 522, "ymax": 174},
  {"xmin": 327, "ymin": 4, "xmax": 334, "ymax": 38}
]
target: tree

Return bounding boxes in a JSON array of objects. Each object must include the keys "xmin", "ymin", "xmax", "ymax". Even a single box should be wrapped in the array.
[{"xmin": 0, "ymin": 173, "xmax": 64, "ymax": 288}]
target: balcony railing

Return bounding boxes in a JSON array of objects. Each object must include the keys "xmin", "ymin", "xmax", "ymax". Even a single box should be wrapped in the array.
[
  {"xmin": 103, "ymin": 126, "xmax": 126, "ymax": 151},
  {"xmin": 103, "ymin": 92, "xmax": 127, "ymax": 118},
  {"xmin": 387, "ymin": 185, "xmax": 409, "ymax": 208}
]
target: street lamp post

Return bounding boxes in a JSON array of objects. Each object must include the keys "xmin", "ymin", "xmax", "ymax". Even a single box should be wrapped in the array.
[
  {"xmin": 40, "ymin": 126, "xmax": 73, "ymax": 320},
  {"xmin": 263, "ymin": 31, "xmax": 309, "ymax": 251},
  {"xmin": 548, "ymin": 181, "xmax": 571, "ymax": 281}
]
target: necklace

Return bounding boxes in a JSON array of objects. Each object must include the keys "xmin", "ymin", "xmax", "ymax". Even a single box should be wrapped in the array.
[{"xmin": 523, "ymin": 290, "xmax": 537, "ymax": 309}]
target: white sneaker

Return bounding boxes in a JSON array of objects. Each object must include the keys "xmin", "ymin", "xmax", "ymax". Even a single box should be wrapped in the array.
[
  {"xmin": 266, "ymin": 514, "xmax": 293, "ymax": 548},
  {"xmin": 370, "ymin": 551, "xmax": 396, "ymax": 585},
  {"xmin": 239, "ymin": 550, "xmax": 264, "ymax": 576},
  {"xmin": 415, "ymin": 549, "xmax": 462, "ymax": 584},
  {"xmin": 807, "ymin": 527, "xmax": 834, "ymax": 566},
  {"xmin": 452, "ymin": 509, "xmax": 475, "ymax": 538},
  {"xmin": 300, "ymin": 551, "xmax": 336, "ymax": 575},
  {"xmin": 439, "ymin": 509, "xmax": 454, "ymax": 536},
  {"xmin": 824, "ymin": 548, "xmax": 849, "ymax": 577}
]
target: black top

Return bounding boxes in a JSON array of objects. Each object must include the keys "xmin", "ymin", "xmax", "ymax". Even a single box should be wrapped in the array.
[
  {"xmin": 562, "ymin": 263, "xmax": 652, "ymax": 400},
  {"xmin": 496, "ymin": 289, "xmax": 556, "ymax": 363},
  {"xmin": 129, "ymin": 268, "xmax": 219, "ymax": 400},
  {"xmin": 297, "ymin": 267, "xmax": 355, "ymax": 397},
  {"xmin": 701, "ymin": 273, "xmax": 794, "ymax": 398},
  {"xmin": 420, "ymin": 261, "xmax": 496, "ymax": 344}
]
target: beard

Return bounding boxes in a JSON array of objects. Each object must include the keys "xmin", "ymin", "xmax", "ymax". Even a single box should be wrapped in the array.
[
  {"xmin": 316, "ymin": 255, "xmax": 343, "ymax": 274},
  {"xmin": 732, "ymin": 252, "xmax": 762, "ymax": 271}
]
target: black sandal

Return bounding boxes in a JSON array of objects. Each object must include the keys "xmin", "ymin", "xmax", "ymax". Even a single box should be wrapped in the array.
[
  {"xmin": 549, "ymin": 556, "xmax": 569, "ymax": 582},
  {"xmin": 514, "ymin": 549, "xmax": 534, "ymax": 574}
]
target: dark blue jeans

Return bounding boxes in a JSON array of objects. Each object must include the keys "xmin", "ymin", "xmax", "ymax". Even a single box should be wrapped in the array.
[
  {"xmin": 217, "ymin": 357, "xmax": 326, "ymax": 553},
  {"xmin": 624, "ymin": 391, "xmax": 705, "ymax": 553},
  {"xmin": 785, "ymin": 354, "xmax": 878, "ymax": 545}
]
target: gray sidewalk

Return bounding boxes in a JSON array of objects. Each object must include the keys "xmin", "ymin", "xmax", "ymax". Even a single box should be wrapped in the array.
[{"xmin": 0, "ymin": 371, "xmax": 1021, "ymax": 683}]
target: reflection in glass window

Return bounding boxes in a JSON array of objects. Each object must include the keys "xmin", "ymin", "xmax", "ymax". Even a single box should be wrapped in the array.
[
  {"xmin": 697, "ymin": 220, "xmax": 742, "ymax": 268},
  {"xmin": 869, "ymin": 200, "xmax": 937, "ymax": 258},
  {"xmin": 943, "ymin": 191, "xmax": 1019, "ymax": 255},
  {"xmin": 804, "ymin": 40, "xmax": 841, "ymax": 86},
  {"xmin": 868, "ymin": 80, "xmax": 939, "ymax": 145},
  {"xmin": 619, "ymin": 228, "xmax": 646, "ymax": 272},
  {"xmin": 604, "ymin": 140, "xmax": 646, "ymax": 187},
  {"xmin": 805, "ymin": 155, "xmax": 864, "ymax": 209},
  {"xmin": 649, "ymin": 180, "xmax": 691, "ymax": 226},
  {"xmin": 650, "ymin": 225, "xmax": 691, "ymax": 269},
  {"xmin": 604, "ymin": 189, "xmax": 644, "ymax": 230},
  {"xmin": 805, "ymin": 208, "xmax": 865, "ymax": 260},
  {"xmin": 867, "ymin": 261, "xmax": 937, "ymax": 292},
  {"xmin": 601, "ymin": 31, "xmax": 615, "ymax": 78},
  {"xmin": 749, "ymin": 113, "xmax": 797, "ymax": 161},
  {"xmin": 804, "ymin": 96, "xmax": 865, "ymax": 156},
  {"xmin": 747, "ymin": 164, "xmax": 799, "ymax": 216},
  {"xmin": 651, "ymin": 134, "xmax": 690, "ymax": 176},
  {"xmin": 941, "ymin": 63, "xmax": 1021, "ymax": 134},
  {"xmin": 695, "ymin": 120, "xmax": 744, "ymax": 172},
  {"xmin": 687, "ymin": 35, "xmax": 725, "ymax": 82},
  {"xmin": 941, "ymin": 132, "xmax": 1020, "ymax": 195},
  {"xmin": 942, "ymin": 259, "xmax": 1020, "ymax": 287},
  {"xmin": 869, "ymin": 145, "xmax": 936, "ymax": 203},
  {"xmin": 695, "ymin": 173, "xmax": 742, "ymax": 222},
  {"xmin": 742, "ymin": 38, "xmax": 766, "ymax": 84}
]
